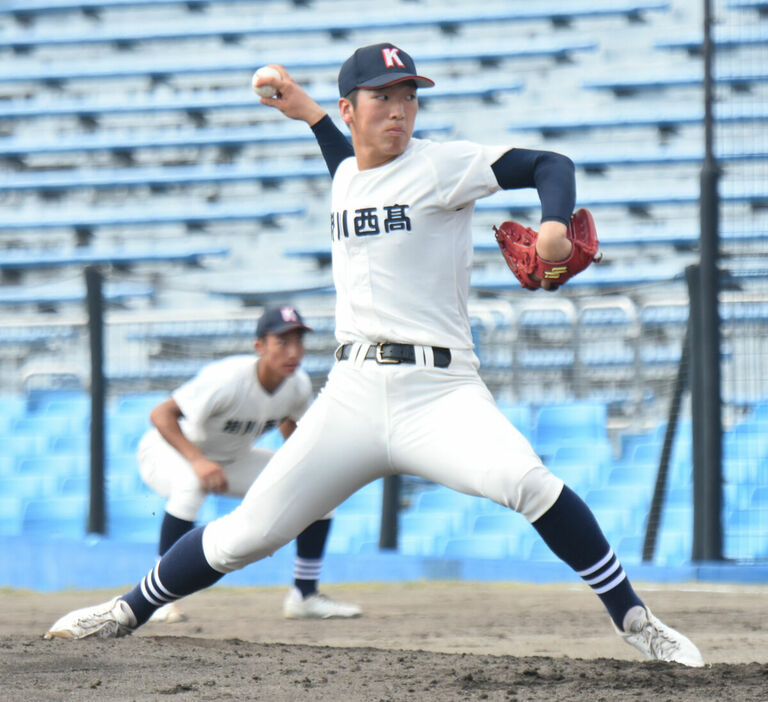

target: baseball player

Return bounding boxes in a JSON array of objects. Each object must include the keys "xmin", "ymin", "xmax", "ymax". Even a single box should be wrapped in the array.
[
  {"xmin": 45, "ymin": 43, "xmax": 703, "ymax": 667},
  {"xmin": 136, "ymin": 304, "xmax": 360, "ymax": 621}
]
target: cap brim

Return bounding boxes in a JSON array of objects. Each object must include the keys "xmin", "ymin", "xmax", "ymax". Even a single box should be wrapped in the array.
[{"xmin": 356, "ymin": 73, "xmax": 435, "ymax": 91}]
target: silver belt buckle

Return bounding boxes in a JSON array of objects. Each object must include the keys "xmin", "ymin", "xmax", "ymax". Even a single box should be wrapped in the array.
[{"xmin": 375, "ymin": 342, "xmax": 399, "ymax": 364}]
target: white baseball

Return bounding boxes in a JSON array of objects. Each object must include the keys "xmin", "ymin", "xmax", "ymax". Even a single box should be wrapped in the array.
[{"xmin": 252, "ymin": 65, "xmax": 281, "ymax": 98}]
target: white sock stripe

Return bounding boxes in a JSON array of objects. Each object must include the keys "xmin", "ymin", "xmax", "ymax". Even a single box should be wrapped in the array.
[
  {"xmin": 294, "ymin": 563, "xmax": 323, "ymax": 579},
  {"xmin": 582, "ymin": 557, "xmax": 621, "ymax": 586},
  {"xmin": 577, "ymin": 548, "xmax": 615, "ymax": 577},
  {"xmin": 149, "ymin": 566, "xmax": 179, "ymax": 600},
  {"xmin": 592, "ymin": 569, "xmax": 627, "ymax": 595},
  {"xmin": 140, "ymin": 577, "xmax": 166, "ymax": 607}
]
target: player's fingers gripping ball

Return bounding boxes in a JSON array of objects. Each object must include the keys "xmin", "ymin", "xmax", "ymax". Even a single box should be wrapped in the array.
[
  {"xmin": 493, "ymin": 208, "xmax": 602, "ymax": 290},
  {"xmin": 252, "ymin": 65, "xmax": 282, "ymax": 98}
]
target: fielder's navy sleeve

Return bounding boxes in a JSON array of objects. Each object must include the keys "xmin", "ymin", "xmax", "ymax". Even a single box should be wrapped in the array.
[
  {"xmin": 491, "ymin": 148, "xmax": 576, "ymax": 225},
  {"xmin": 310, "ymin": 115, "xmax": 354, "ymax": 178}
]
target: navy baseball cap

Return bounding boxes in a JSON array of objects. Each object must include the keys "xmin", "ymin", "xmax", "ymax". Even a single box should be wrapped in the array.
[
  {"xmin": 338, "ymin": 42, "xmax": 435, "ymax": 98},
  {"xmin": 256, "ymin": 305, "xmax": 312, "ymax": 338}
]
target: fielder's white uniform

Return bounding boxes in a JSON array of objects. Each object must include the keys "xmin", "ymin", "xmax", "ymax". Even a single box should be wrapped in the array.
[
  {"xmin": 204, "ymin": 138, "xmax": 564, "ymax": 571},
  {"xmin": 138, "ymin": 355, "xmax": 313, "ymax": 522}
]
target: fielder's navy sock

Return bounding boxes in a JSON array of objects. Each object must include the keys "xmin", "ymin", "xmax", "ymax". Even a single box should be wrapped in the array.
[
  {"xmin": 122, "ymin": 526, "xmax": 224, "ymax": 625},
  {"xmin": 158, "ymin": 512, "xmax": 195, "ymax": 556},
  {"xmin": 532, "ymin": 485, "xmax": 643, "ymax": 630},
  {"xmin": 294, "ymin": 518, "xmax": 331, "ymax": 598}
]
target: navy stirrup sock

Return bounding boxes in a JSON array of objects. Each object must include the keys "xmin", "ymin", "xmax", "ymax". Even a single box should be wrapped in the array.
[
  {"xmin": 158, "ymin": 512, "xmax": 195, "ymax": 556},
  {"xmin": 532, "ymin": 485, "xmax": 643, "ymax": 630},
  {"xmin": 122, "ymin": 526, "xmax": 224, "ymax": 625},
  {"xmin": 294, "ymin": 518, "xmax": 331, "ymax": 598}
]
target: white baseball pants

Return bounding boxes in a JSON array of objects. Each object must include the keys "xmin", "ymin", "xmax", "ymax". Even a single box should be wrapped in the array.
[{"xmin": 203, "ymin": 344, "xmax": 564, "ymax": 572}]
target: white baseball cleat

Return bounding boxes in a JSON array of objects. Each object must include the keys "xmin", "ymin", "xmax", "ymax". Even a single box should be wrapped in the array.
[
  {"xmin": 44, "ymin": 597, "xmax": 137, "ymax": 640},
  {"xmin": 619, "ymin": 605, "xmax": 705, "ymax": 667},
  {"xmin": 149, "ymin": 601, "xmax": 187, "ymax": 624},
  {"xmin": 283, "ymin": 587, "xmax": 362, "ymax": 619}
]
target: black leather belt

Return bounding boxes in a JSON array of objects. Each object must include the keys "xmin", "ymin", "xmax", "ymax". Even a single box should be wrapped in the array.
[{"xmin": 336, "ymin": 343, "xmax": 451, "ymax": 368}]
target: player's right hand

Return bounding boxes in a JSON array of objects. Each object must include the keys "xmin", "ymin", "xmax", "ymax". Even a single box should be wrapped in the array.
[
  {"xmin": 191, "ymin": 457, "xmax": 229, "ymax": 493},
  {"xmin": 257, "ymin": 64, "xmax": 327, "ymax": 126}
]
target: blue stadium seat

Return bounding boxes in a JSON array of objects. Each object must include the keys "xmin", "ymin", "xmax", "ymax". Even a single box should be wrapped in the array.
[
  {"xmin": 16, "ymin": 455, "xmax": 85, "ymax": 478},
  {"xmin": 656, "ymin": 530, "xmax": 692, "ymax": 565},
  {"xmin": 0, "ymin": 496, "xmax": 25, "ymax": 536},
  {"xmin": 0, "ymin": 434, "xmax": 49, "ymax": 458},
  {"xmin": 661, "ymin": 507, "xmax": 692, "ymax": 533},
  {"xmin": 526, "ymin": 539, "xmax": 560, "ymax": 562},
  {"xmin": 532, "ymin": 401, "xmax": 608, "ymax": 459},
  {"xmin": 336, "ymin": 482, "xmax": 383, "ymax": 514},
  {"xmin": 398, "ymin": 534, "xmax": 440, "ymax": 557},
  {"xmin": 254, "ymin": 428, "xmax": 284, "ymax": 451},
  {"xmin": 107, "ymin": 495, "xmax": 163, "ymax": 542},
  {"xmin": 400, "ymin": 512, "xmax": 463, "ymax": 540},
  {"xmin": 22, "ymin": 496, "xmax": 88, "ymax": 537},
  {"xmin": 326, "ymin": 513, "xmax": 379, "ymax": 543},
  {"xmin": 751, "ymin": 486, "xmax": 768, "ymax": 508},
  {"xmin": 0, "ymin": 457, "xmax": 16, "ymax": 477},
  {"xmin": 471, "ymin": 512, "xmax": 525, "ymax": 535},
  {"xmin": 25, "ymin": 389, "xmax": 89, "ymax": 414},
  {"xmin": 0, "ymin": 474, "xmax": 59, "ymax": 500},
  {"xmin": 414, "ymin": 488, "xmax": 478, "ymax": 515},
  {"xmin": 616, "ymin": 535, "xmax": 644, "ymax": 564},
  {"xmin": 116, "ymin": 392, "xmax": 169, "ymax": 414},
  {"xmin": 443, "ymin": 535, "xmax": 511, "ymax": 559}
]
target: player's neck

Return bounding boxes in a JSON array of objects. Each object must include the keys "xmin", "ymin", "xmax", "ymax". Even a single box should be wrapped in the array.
[{"xmin": 255, "ymin": 359, "xmax": 283, "ymax": 394}]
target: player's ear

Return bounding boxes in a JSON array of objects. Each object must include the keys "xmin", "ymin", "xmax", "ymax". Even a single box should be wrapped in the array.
[
  {"xmin": 339, "ymin": 97, "xmax": 354, "ymax": 125},
  {"xmin": 254, "ymin": 338, "xmax": 264, "ymax": 355}
]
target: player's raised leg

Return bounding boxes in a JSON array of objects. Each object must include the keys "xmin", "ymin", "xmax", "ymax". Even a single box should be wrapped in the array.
[{"xmin": 392, "ymin": 367, "xmax": 704, "ymax": 667}]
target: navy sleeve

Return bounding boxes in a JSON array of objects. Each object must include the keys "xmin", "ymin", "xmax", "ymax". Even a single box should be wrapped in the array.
[
  {"xmin": 491, "ymin": 148, "xmax": 576, "ymax": 225},
  {"xmin": 310, "ymin": 115, "xmax": 355, "ymax": 178}
]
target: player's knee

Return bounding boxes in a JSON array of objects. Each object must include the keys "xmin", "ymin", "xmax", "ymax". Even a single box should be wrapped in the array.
[
  {"xmin": 202, "ymin": 511, "xmax": 286, "ymax": 573},
  {"xmin": 510, "ymin": 465, "xmax": 564, "ymax": 523}
]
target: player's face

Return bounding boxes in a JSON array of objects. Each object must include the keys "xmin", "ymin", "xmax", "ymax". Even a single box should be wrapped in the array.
[
  {"xmin": 255, "ymin": 329, "xmax": 305, "ymax": 381},
  {"xmin": 340, "ymin": 82, "xmax": 418, "ymax": 168}
]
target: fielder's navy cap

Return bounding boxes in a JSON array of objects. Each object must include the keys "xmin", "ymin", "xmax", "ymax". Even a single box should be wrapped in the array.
[
  {"xmin": 338, "ymin": 42, "xmax": 435, "ymax": 98},
  {"xmin": 256, "ymin": 305, "xmax": 312, "ymax": 338}
]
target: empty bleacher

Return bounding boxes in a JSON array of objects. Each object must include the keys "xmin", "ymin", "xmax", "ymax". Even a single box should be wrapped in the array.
[{"xmin": 0, "ymin": 0, "xmax": 766, "ymax": 571}]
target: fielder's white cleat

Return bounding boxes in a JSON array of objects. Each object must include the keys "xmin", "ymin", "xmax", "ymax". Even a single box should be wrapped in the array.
[
  {"xmin": 149, "ymin": 601, "xmax": 187, "ymax": 624},
  {"xmin": 619, "ymin": 605, "xmax": 705, "ymax": 667},
  {"xmin": 44, "ymin": 597, "xmax": 137, "ymax": 640},
  {"xmin": 282, "ymin": 587, "xmax": 362, "ymax": 619}
]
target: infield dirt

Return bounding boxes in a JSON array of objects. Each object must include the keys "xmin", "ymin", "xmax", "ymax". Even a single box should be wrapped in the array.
[{"xmin": 2, "ymin": 580, "xmax": 766, "ymax": 701}]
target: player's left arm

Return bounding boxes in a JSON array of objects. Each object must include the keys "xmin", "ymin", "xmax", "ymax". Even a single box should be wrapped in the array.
[
  {"xmin": 492, "ymin": 148, "xmax": 575, "ymax": 286},
  {"xmin": 492, "ymin": 148, "xmax": 598, "ymax": 290}
]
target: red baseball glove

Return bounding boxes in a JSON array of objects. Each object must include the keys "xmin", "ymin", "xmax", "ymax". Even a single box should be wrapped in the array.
[{"xmin": 493, "ymin": 208, "xmax": 601, "ymax": 290}]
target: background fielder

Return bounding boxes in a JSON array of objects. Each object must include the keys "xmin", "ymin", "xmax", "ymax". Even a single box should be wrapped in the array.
[
  {"xmin": 137, "ymin": 304, "xmax": 360, "ymax": 621},
  {"xmin": 46, "ymin": 43, "xmax": 703, "ymax": 667}
]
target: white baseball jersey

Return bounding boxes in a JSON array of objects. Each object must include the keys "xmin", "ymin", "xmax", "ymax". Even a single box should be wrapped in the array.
[
  {"xmin": 330, "ymin": 138, "xmax": 509, "ymax": 350},
  {"xmin": 169, "ymin": 354, "xmax": 312, "ymax": 464},
  {"xmin": 203, "ymin": 136, "xmax": 564, "ymax": 574}
]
